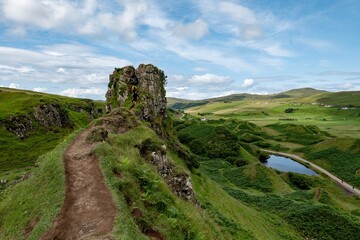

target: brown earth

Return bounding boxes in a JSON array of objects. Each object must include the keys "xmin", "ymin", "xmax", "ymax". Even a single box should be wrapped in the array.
[{"xmin": 41, "ymin": 128, "xmax": 116, "ymax": 240}]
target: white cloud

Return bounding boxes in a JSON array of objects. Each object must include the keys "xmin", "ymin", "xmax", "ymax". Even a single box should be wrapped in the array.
[
  {"xmin": 2, "ymin": 0, "xmax": 77, "ymax": 29},
  {"xmin": 175, "ymin": 87, "xmax": 188, "ymax": 91},
  {"xmin": 9, "ymin": 83, "xmax": 19, "ymax": 89},
  {"xmin": 242, "ymin": 79, "xmax": 255, "ymax": 88},
  {"xmin": 33, "ymin": 87, "xmax": 48, "ymax": 92},
  {"xmin": 0, "ymin": 64, "xmax": 35, "ymax": 73},
  {"xmin": 0, "ymin": 45, "xmax": 131, "ymax": 85},
  {"xmin": 219, "ymin": 2, "xmax": 257, "ymax": 25},
  {"xmin": 56, "ymin": 68, "xmax": 66, "ymax": 73},
  {"xmin": 60, "ymin": 87, "xmax": 105, "ymax": 98},
  {"xmin": 263, "ymin": 44, "xmax": 294, "ymax": 57},
  {"xmin": 242, "ymin": 26, "xmax": 262, "ymax": 40},
  {"xmin": 170, "ymin": 75, "xmax": 186, "ymax": 82},
  {"xmin": 1, "ymin": 0, "xmax": 149, "ymax": 41},
  {"xmin": 173, "ymin": 19, "xmax": 209, "ymax": 40},
  {"xmin": 188, "ymin": 74, "xmax": 232, "ymax": 85}
]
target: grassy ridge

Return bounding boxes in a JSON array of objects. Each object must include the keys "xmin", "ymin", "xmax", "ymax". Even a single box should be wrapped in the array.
[
  {"xmin": 95, "ymin": 116, "xmax": 303, "ymax": 239},
  {"xmin": 0, "ymin": 88, "xmax": 103, "ymax": 180}
]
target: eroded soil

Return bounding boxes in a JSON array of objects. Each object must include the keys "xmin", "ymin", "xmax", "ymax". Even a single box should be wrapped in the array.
[{"xmin": 41, "ymin": 128, "xmax": 116, "ymax": 240}]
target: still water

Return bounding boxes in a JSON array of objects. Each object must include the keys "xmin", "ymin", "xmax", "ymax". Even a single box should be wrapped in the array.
[{"xmin": 263, "ymin": 155, "xmax": 318, "ymax": 176}]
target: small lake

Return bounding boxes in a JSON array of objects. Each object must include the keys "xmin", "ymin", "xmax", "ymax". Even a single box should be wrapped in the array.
[{"xmin": 263, "ymin": 155, "xmax": 318, "ymax": 176}]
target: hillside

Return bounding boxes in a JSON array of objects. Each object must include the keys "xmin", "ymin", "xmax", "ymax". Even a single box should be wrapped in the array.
[
  {"xmin": 168, "ymin": 88, "xmax": 359, "ymax": 110},
  {"xmin": 180, "ymin": 89, "xmax": 360, "ymax": 139},
  {"xmin": 0, "ymin": 87, "xmax": 103, "ymax": 183},
  {"xmin": 0, "ymin": 67, "xmax": 359, "ymax": 240}
]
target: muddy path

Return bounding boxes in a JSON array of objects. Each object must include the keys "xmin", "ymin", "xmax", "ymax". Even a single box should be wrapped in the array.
[
  {"xmin": 41, "ymin": 128, "xmax": 116, "ymax": 240},
  {"xmin": 262, "ymin": 149, "xmax": 360, "ymax": 196}
]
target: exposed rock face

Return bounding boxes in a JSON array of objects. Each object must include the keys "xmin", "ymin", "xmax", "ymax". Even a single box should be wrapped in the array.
[
  {"xmin": 138, "ymin": 139, "xmax": 198, "ymax": 203},
  {"xmin": 105, "ymin": 64, "xmax": 167, "ymax": 132},
  {"xmin": 150, "ymin": 151, "xmax": 197, "ymax": 202},
  {"xmin": 5, "ymin": 115, "xmax": 33, "ymax": 139},
  {"xmin": 33, "ymin": 104, "xmax": 71, "ymax": 128},
  {"xmin": 3, "ymin": 104, "xmax": 72, "ymax": 139}
]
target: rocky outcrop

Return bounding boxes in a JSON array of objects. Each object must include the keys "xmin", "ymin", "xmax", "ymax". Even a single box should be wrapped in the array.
[
  {"xmin": 138, "ymin": 139, "xmax": 197, "ymax": 203},
  {"xmin": 2, "ymin": 102, "xmax": 101, "ymax": 139},
  {"xmin": 5, "ymin": 115, "xmax": 33, "ymax": 139},
  {"xmin": 33, "ymin": 104, "xmax": 71, "ymax": 128},
  {"xmin": 105, "ymin": 64, "xmax": 167, "ymax": 133}
]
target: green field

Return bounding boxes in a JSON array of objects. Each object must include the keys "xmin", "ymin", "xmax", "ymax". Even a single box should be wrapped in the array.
[{"xmin": 185, "ymin": 97, "xmax": 359, "ymax": 138}]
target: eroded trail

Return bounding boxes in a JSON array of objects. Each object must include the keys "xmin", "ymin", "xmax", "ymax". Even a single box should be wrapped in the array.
[{"xmin": 41, "ymin": 129, "xmax": 116, "ymax": 240}]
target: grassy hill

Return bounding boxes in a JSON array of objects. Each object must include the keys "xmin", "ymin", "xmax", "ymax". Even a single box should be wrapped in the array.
[
  {"xmin": 0, "ymin": 87, "xmax": 104, "ymax": 182},
  {"xmin": 317, "ymin": 91, "xmax": 360, "ymax": 107},
  {"xmin": 1, "ymin": 87, "xmax": 359, "ymax": 239},
  {"xmin": 177, "ymin": 89, "xmax": 360, "ymax": 138},
  {"xmin": 168, "ymin": 88, "xmax": 359, "ymax": 110},
  {"xmin": 3, "ymin": 108, "xmax": 359, "ymax": 239}
]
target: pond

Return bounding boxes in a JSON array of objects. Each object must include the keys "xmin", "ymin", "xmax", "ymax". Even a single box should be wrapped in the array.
[{"xmin": 263, "ymin": 155, "xmax": 318, "ymax": 176}]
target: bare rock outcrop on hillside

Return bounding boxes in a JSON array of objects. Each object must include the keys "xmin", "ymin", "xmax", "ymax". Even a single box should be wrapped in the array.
[{"xmin": 105, "ymin": 64, "xmax": 167, "ymax": 133}]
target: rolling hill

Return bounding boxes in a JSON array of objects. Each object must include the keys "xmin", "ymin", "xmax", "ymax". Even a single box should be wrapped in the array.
[{"xmin": 168, "ymin": 88, "xmax": 359, "ymax": 110}]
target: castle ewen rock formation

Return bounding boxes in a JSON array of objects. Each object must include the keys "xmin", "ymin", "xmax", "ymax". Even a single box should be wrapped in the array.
[{"xmin": 105, "ymin": 64, "xmax": 167, "ymax": 132}]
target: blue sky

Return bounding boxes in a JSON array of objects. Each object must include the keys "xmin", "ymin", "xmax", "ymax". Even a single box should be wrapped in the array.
[{"xmin": 0, "ymin": 0, "xmax": 359, "ymax": 100}]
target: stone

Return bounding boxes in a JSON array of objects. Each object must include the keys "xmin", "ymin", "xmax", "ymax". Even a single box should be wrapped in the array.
[
  {"xmin": 33, "ymin": 104, "xmax": 71, "ymax": 128},
  {"xmin": 105, "ymin": 64, "xmax": 167, "ymax": 133}
]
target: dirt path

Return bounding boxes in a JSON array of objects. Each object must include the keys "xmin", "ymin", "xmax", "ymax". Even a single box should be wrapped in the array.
[
  {"xmin": 41, "ymin": 128, "xmax": 116, "ymax": 240},
  {"xmin": 262, "ymin": 149, "xmax": 360, "ymax": 196}
]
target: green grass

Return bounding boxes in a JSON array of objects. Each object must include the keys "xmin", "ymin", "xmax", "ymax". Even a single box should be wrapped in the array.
[
  {"xmin": 0, "ymin": 88, "xmax": 104, "ymax": 180},
  {"xmin": 301, "ymin": 139, "xmax": 360, "ymax": 188},
  {"xmin": 201, "ymin": 158, "xmax": 360, "ymax": 240},
  {"xmin": 185, "ymin": 97, "xmax": 360, "ymax": 138},
  {"xmin": 95, "ymin": 121, "xmax": 305, "ymax": 239},
  {"xmin": 96, "ymin": 125, "xmax": 231, "ymax": 239},
  {"xmin": 0, "ymin": 131, "xmax": 79, "ymax": 240}
]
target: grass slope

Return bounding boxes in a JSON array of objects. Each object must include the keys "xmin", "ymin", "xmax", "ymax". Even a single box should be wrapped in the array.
[
  {"xmin": 174, "ymin": 117, "xmax": 360, "ymax": 239},
  {"xmin": 0, "ymin": 88, "xmax": 104, "ymax": 181},
  {"xmin": 95, "ymin": 121, "xmax": 302, "ymax": 239},
  {"xmin": 0, "ymin": 131, "xmax": 79, "ymax": 240}
]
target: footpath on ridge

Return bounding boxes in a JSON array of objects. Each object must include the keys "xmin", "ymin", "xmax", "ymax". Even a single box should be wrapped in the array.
[
  {"xmin": 262, "ymin": 149, "xmax": 360, "ymax": 196},
  {"xmin": 41, "ymin": 128, "xmax": 116, "ymax": 240}
]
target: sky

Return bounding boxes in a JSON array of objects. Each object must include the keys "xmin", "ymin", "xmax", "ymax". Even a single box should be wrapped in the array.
[{"xmin": 0, "ymin": 0, "xmax": 359, "ymax": 100}]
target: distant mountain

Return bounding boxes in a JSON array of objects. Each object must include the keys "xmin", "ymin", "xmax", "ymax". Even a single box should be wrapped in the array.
[
  {"xmin": 278, "ymin": 88, "xmax": 328, "ymax": 98},
  {"xmin": 167, "ymin": 88, "xmax": 359, "ymax": 110}
]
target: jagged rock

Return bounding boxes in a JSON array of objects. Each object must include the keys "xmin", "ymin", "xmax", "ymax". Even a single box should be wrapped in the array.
[
  {"xmin": 150, "ymin": 152, "xmax": 173, "ymax": 177},
  {"xmin": 138, "ymin": 139, "xmax": 197, "ymax": 203},
  {"xmin": 5, "ymin": 115, "xmax": 33, "ymax": 139},
  {"xmin": 168, "ymin": 174, "xmax": 196, "ymax": 202},
  {"xmin": 149, "ymin": 151, "xmax": 197, "ymax": 202},
  {"xmin": 105, "ymin": 64, "xmax": 167, "ymax": 133},
  {"xmin": 33, "ymin": 104, "xmax": 71, "ymax": 128}
]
